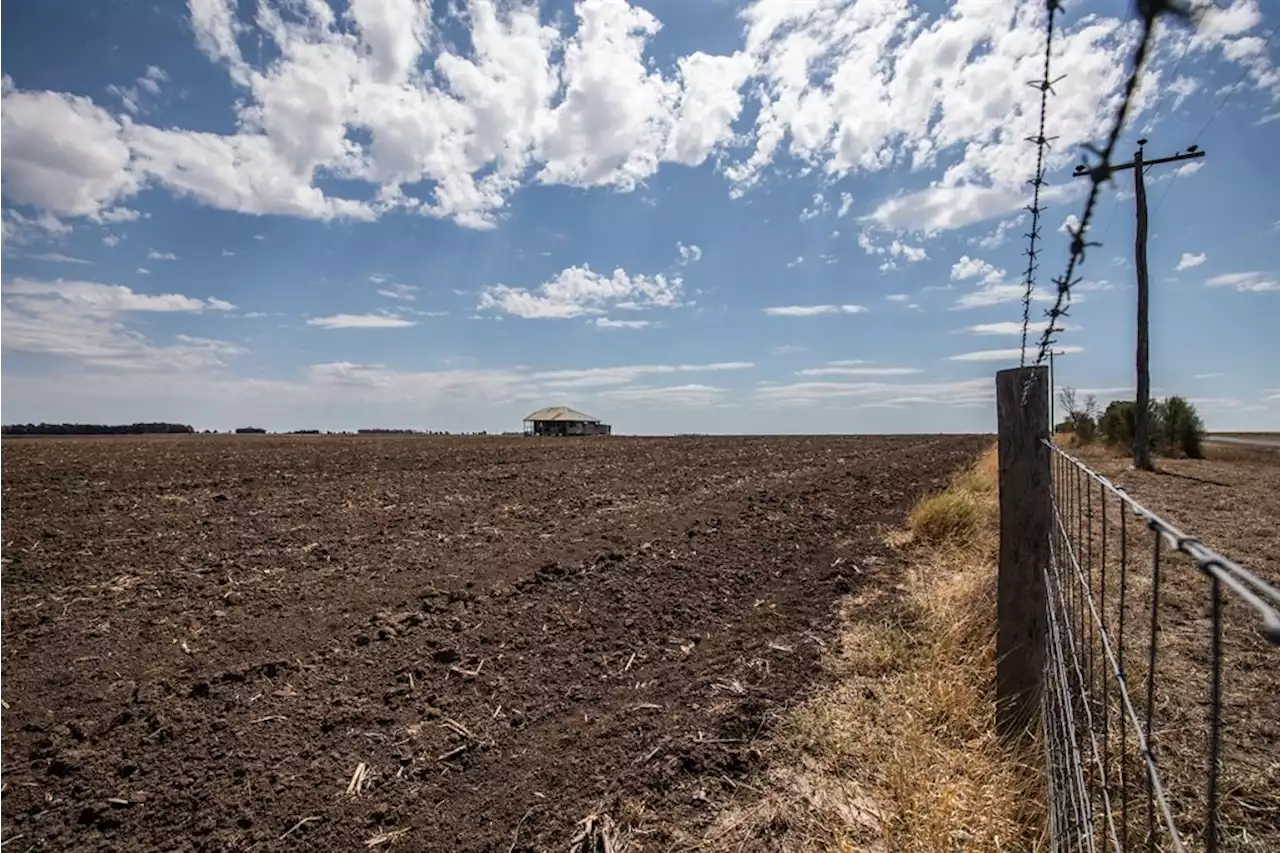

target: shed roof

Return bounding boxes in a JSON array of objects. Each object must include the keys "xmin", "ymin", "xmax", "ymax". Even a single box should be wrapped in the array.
[{"xmin": 524, "ymin": 406, "xmax": 601, "ymax": 423}]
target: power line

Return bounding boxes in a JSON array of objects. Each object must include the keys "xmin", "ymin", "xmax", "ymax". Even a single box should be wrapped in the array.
[
  {"xmin": 1150, "ymin": 22, "xmax": 1276, "ymax": 220},
  {"xmin": 1191, "ymin": 22, "xmax": 1278, "ymax": 146}
]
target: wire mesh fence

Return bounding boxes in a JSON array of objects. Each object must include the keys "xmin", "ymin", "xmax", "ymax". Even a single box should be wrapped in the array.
[{"xmin": 1043, "ymin": 443, "xmax": 1280, "ymax": 852}]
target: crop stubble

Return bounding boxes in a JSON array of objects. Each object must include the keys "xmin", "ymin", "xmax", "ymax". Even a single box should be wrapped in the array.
[{"xmin": 1, "ymin": 434, "xmax": 986, "ymax": 851}]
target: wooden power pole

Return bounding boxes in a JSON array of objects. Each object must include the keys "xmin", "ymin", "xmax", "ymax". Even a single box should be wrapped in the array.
[{"xmin": 1074, "ymin": 139, "xmax": 1204, "ymax": 470}]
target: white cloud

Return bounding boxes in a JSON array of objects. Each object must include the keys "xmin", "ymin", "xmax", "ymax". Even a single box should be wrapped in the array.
[
  {"xmin": 949, "ymin": 345, "xmax": 1083, "ymax": 362},
  {"xmin": 2, "ymin": 0, "xmax": 1272, "ymax": 236},
  {"xmin": 972, "ymin": 216, "xmax": 1022, "ymax": 249},
  {"xmin": 30, "ymin": 252, "xmax": 91, "ymax": 265},
  {"xmin": 785, "ymin": 255, "xmax": 804, "ymax": 268},
  {"xmin": 4, "ymin": 278, "xmax": 231, "ymax": 312},
  {"xmin": 306, "ymin": 313, "xmax": 417, "ymax": 329},
  {"xmin": 478, "ymin": 264, "xmax": 683, "ymax": 319},
  {"xmin": 762, "ymin": 304, "xmax": 867, "ymax": 317},
  {"xmin": 2, "ymin": 277, "xmax": 241, "ymax": 372},
  {"xmin": 950, "ymin": 255, "xmax": 1004, "ymax": 284},
  {"xmin": 753, "ymin": 377, "xmax": 993, "ymax": 409},
  {"xmin": 771, "ymin": 344, "xmax": 807, "ymax": 355},
  {"xmin": 534, "ymin": 362, "xmax": 752, "ymax": 388},
  {"xmin": 596, "ymin": 383, "xmax": 725, "ymax": 407},
  {"xmin": 102, "ymin": 235, "xmax": 122, "ymax": 247},
  {"xmin": 0, "ymin": 88, "xmax": 138, "ymax": 216},
  {"xmin": 1193, "ymin": 372, "xmax": 1224, "ymax": 379},
  {"xmin": 594, "ymin": 317, "xmax": 651, "ymax": 329},
  {"xmin": 222, "ymin": 249, "xmax": 236, "ymax": 257},
  {"xmin": 368, "ymin": 273, "xmax": 390, "ymax": 284},
  {"xmin": 964, "ymin": 320, "xmax": 1075, "ymax": 335},
  {"xmin": 796, "ymin": 366, "xmax": 922, "ymax": 377},
  {"xmin": 952, "ymin": 284, "xmax": 1048, "ymax": 309},
  {"xmin": 890, "ymin": 240, "xmax": 927, "ymax": 262},
  {"xmin": 147, "ymin": 249, "xmax": 178, "ymax": 261},
  {"xmin": 1175, "ymin": 252, "xmax": 1206, "ymax": 271},
  {"xmin": 1206, "ymin": 271, "xmax": 1279, "ymax": 293},
  {"xmin": 885, "ymin": 293, "xmax": 910, "ymax": 302},
  {"xmin": 136, "ymin": 267, "xmax": 151, "ymax": 274},
  {"xmin": 677, "ymin": 242, "xmax": 702, "ymax": 265},
  {"xmin": 377, "ymin": 284, "xmax": 418, "ymax": 301},
  {"xmin": 2, "ymin": 209, "xmax": 71, "ymax": 246},
  {"xmin": 799, "ymin": 193, "xmax": 830, "ymax": 222},
  {"xmin": 1175, "ymin": 161, "xmax": 1203, "ymax": 178},
  {"xmin": 1060, "ymin": 213, "xmax": 1081, "ymax": 234},
  {"xmin": 107, "ymin": 65, "xmax": 169, "ymax": 115},
  {"xmin": 836, "ymin": 192, "xmax": 854, "ymax": 218}
]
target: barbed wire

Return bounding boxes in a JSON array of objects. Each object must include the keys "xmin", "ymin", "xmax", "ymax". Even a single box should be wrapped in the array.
[
  {"xmin": 1019, "ymin": 0, "xmax": 1064, "ymax": 368},
  {"xmin": 1028, "ymin": 0, "xmax": 1193, "ymax": 377}
]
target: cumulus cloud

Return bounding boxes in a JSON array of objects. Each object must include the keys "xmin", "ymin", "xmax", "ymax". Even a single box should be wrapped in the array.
[
  {"xmin": 1175, "ymin": 252, "xmax": 1206, "ymax": 271},
  {"xmin": 1, "ymin": 88, "xmax": 139, "ymax": 216},
  {"xmin": 594, "ymin": 317, "xmax": 651, "ymax": 329},
  {"xmin": 2, "ymin": 0, "xmax": 1272, "ymax": 239},
  {"xmin": 950, "ymin": 255, "xmax": 1004, "ymax": 284},
  {"xmin": 147, "ymin": 249, "xmax": 178, "ymax": 261},
  {"xmin": 478, "ymin": 264, "xmax": 683, "ymax": 319}
]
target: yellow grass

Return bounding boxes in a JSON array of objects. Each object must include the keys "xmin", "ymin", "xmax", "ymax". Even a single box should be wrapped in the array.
[{"xmin": 702, "ymin": 446, "xmax": 1043, "ymax": 852}]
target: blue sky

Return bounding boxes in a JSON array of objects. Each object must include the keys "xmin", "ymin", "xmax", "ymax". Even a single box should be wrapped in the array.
[{"xmin": 2, "ymin": 0, "xmax": 1277, "ymax": 433}]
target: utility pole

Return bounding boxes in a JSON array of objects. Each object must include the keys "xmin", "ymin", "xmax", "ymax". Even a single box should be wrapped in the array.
[{"xmin": 1073, "ymin": 139, "xmax": 1204, "ymax": 470}]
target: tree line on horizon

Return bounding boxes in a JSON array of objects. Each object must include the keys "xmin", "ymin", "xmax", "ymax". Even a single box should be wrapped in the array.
[
  {"xmin": 1055, "ymin": 389, "xmax": 1205, "ymax": 458},
  {"xmin": 2, "ymin": 422, "xmax": 195, "ymax": 436}
]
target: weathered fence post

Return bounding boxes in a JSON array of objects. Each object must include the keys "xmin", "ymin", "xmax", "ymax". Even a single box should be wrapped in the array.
[{"xmin": 995, "ymin": 366, "xmax": 1051, "ymax": 742}]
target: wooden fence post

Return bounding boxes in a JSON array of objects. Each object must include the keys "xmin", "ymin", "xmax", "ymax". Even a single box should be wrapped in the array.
[{"xmin": 995, "ymin": 366, "xmax": 1051, "ymax": 742}]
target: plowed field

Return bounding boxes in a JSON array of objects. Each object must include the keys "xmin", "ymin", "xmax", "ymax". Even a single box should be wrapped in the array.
[{"xmin": 1, "ymin": 434, "xmax": 985, "ymax": 852}]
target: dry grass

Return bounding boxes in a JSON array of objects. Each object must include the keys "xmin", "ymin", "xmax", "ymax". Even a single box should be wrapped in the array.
[
  {"xmin": 908, "ymin": 491, "xmax": 981, "ymax": 546},
  {"xmin": 701, "ymin": 447, "xmax": 1043, "ymax": 852}
]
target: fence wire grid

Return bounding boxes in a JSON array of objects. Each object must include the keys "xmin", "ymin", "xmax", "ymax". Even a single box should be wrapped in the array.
[{"xmin": 1043, "ymin": 443, "xmax": 1280, "ymax": 853}]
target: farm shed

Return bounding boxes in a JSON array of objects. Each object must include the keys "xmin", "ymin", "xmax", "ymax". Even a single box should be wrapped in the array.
[{"xmin": 522, "ymin": 406, "xmax": 612, "ymax": 437}]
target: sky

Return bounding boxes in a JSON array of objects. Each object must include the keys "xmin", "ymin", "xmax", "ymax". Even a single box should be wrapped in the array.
[{"xmin": 2, "ymin": 0, "xmax": 1278, "ymax": 434}]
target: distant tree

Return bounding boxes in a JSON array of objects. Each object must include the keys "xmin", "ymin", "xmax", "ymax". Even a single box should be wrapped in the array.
[
  {"xmin": 1057, "ymin": 387, "xmax": 1099, "ymax": 443},
  {"xmin": 1099, "ymin": 400, "xmax": 1137, "ymax": 447},
  {"xmin": 1152, "ymin": 396, "xmax": 1205, "ymax": 459},
  {"xmin": 235, "ymin": 427, "xmax": 267, "ymax": 435}
]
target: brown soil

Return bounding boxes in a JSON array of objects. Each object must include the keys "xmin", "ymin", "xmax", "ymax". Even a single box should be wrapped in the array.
[{"xmin": 1, "ymin": 434, "xmax": 986, "ymax": 852}]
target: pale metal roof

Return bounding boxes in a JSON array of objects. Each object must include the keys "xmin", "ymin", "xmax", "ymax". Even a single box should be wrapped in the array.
[{"xmin": 524, "ymin": 405, "xmax": 601, "ymax": 423}]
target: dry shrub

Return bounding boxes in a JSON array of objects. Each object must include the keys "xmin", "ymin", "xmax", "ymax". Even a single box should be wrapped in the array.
[{"xmin": 702, "ymin": 447, "xmax": 1043, "ymax": 852}]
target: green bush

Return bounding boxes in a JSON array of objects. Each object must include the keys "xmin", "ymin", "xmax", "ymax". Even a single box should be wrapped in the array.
[
  {"xmin": 1098, "ymin": 400, "xmax": 1136, "ymax": 446},
  {"xmin": 1153, "ymin": 396, "xmax": 1204, "ymax": 458},
  {"xmin": 1096, "ymin": 397, "xmax": 1204, "ymax": 459}
]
